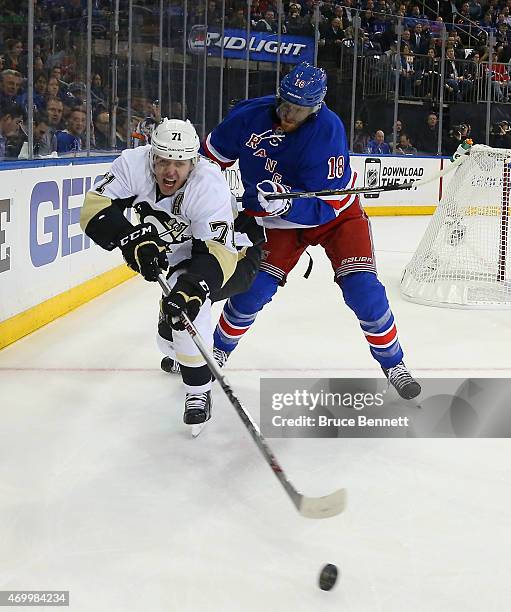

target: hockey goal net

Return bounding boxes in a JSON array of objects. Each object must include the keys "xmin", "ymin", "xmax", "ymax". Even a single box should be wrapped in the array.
[{"xmin": 401, "ymin": 144, "xmax": 511, "ymax": 309}]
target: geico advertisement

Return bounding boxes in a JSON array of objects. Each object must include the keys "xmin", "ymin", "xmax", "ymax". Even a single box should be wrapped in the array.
[{"xmin": 0, "ymin": 162, "xmax": 123, "ymax": 321}]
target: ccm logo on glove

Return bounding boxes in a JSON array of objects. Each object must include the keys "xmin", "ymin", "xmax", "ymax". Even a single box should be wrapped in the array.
[
  {"xmin": 118, "ymin": 222, "xmax": 168, "ymax": 282},
  {"xmin": 119, "ymin": 225, "xmax": 153, "ymax": 246}
]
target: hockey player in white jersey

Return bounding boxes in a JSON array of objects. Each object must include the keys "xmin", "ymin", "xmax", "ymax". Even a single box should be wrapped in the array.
[{"xmin": 80, "ymin": 119, "xmax": 240, "ymax": 426}]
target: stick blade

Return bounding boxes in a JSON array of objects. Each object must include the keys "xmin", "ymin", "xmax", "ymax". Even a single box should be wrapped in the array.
[{"xmin": 297, "ymin": 488, "xmax": 347, "ymax": 519}]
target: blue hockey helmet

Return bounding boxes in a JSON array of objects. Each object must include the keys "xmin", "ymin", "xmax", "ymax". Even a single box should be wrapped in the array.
[{"xmin": 278, "ymin": 62, "xmax": 327, "ymax": 108}]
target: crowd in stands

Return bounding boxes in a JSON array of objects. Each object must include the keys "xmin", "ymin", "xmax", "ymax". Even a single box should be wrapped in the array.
[{"xmin": 2, "ymin": 0, "xmax": 511, "ymax": 159}]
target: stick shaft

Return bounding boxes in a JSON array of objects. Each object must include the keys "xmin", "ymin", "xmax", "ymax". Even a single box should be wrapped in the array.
[
  {"xmin": 234, "ymin": 154, "xmax": 466, "ymax": 202},
  {"xmin": 157, "ymin": 273, "xmax": 304, "ymax": 512}
]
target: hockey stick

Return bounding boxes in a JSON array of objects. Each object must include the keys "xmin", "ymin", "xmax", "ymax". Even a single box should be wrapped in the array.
[
  {"xmin": 235, "ymin": 152, "xmax": 467, "ymax": 202},
  {"xmin": 157, "ymin": 273, "xmax": 347, "ymax": 519}
]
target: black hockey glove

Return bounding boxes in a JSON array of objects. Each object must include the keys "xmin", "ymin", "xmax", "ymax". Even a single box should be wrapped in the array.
[
  {"xmin": 118, "ymin": 223, "xmax": 168, "ymax": 281},
  {"xmin": 162, "ymin": 274, "xmax": 209, "ymax": 331}
]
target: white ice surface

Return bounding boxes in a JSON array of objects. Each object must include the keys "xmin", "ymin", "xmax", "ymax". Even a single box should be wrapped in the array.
[{"xmin": 1, "ymin": 217, "xmax": 511, "ymax": 612}]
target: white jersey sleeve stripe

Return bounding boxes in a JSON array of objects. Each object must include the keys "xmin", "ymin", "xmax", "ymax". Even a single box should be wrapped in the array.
[{"xmin": 204, "ymin": 133, "xmax": 236, "ymax": 166}]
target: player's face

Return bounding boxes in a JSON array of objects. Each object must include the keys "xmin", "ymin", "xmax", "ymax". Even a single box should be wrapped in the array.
[
  {"xmin": 277, "ymin": 101, "xmax": 314, "ymax": 133},
  {"xmin": 153, "ymin": 156, "xmax": 193, "ymax": 196}
]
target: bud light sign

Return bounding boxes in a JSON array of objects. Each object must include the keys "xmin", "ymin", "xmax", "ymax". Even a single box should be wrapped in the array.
[{"xmin": 188, "ymin": 26, "xmax": 314, "ymax": 64}]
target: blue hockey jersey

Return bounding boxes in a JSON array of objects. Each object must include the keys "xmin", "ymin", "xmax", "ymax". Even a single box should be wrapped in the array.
[{"xmin": 201, "ymin": 95, "xmax": 357, "ymax": 228}]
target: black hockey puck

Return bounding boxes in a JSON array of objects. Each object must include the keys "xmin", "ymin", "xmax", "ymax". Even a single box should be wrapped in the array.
[{"xmin": 318, "ymin": 563, "xmax": 338, "ymax": 591}]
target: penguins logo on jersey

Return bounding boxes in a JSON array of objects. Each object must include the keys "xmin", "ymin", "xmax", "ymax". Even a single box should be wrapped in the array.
[
  {"xmin": 134, "ymin": 201, "xmax": 190, "ymax": 244},
  {"xmin": 245, "ymin": 129, "xmax": 286, "ymax": 150}
]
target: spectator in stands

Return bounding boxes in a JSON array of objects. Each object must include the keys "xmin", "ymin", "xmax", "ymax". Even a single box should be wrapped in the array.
[
  {"xmin": 207, "ymin": 0, "xmax": 223, "ymax": 28},
  {"xmin": 319, "ymin": 17, "xmax": 345, "ymax": 64},
  {"xmin": 377, "ymin": 16, "xmax": 399, "ymax": 51},
  {"xmin": 462, "ymin": 51, "xmax": 482, "ymax": 101},
  {"xmin": 490, "ymin": 51, "xmax": 510, "ymax": 101},
  {"xmin": 352, "ymin": 118, "xmax": 371, "ymax": 153},
  {"xmin": 286, "ymin": 4, "xmax": 306, "ymax": 35},
  {"xmin": 45, "ymin": 97, "xmax": 64, "ymax": 132},
  {"xmin": 490, "ymin": 120, "xmax": 511, "ymax": 147},
  {"xmin": 362, "ymin": 30, "xmax": 383, "ymax": 55},
  {"xmin": 455, "ymin": 1, "xmax": 472, "ymax": 43},
  {"xmin": 400, "ymin": 28, "xmax": 412, "ymax": 51},
  {"xmin": 366, "ymin": 130, "xmax": 391, "ymax": 154},
  {"xmin": 255, "ymin": 10, "xmax": 285, "ymax": 34},
  {"xmin": 0, "ymin": 103, "xmax": 24, "ymax": 159},
  {"xmin": 395, "ymin": 133, "xmax": 417, "ymax": 155},
  {"xmin": 469, "ymin": 0, "xmax": 483, "ymax": 21},
  {"xmin": 18, "ymin": 111, "xmax": 55, "ymax": 158},
  {"xmin": 46, "ymin": 76, "xmax": 61, "ymax": 101},
  {"xmin": 300, "ymin": 12, "xmax": 321, "ymax": 38},
  {"xmin": 339, "ymin": 0, "xmax": 354, "ymax": 30},
  {"xmin": 405, "ymin": 5, "xmax": 426, "ymax": 30},
  {"xmin": 479, "ymin": 11, "xmax": 494, "ymax": 33},
  {"xmin": 370, "ymin": 11, "xmax": 388, "ymax": 37},
  {"xmin": 34, "ymin": 56, "xmax": 44, "ymax": 72},
  {"xmin": 415, "ymin": 47, "xmax": 440, "ymax": 98},
  {"xmin": 34, "ymin": 72, "xmax": 48, "ymax": 109},
  {"xmin": 50, "ymin": 66, "xmax": 63, "ymax": 82},
  {"xmin": 496, "ymin": 23, "xmax": 511, "ymax": 61},
  {"xmin": 459, "ymin": 123, "xmax": 471, "ymax": 140},
  {"xmin": 444, "ymin": 124, "xmax": 466, "ymax": 156},
  {"xmin": 447, "ymin": 32, "xmax": 466, "ymax": 60},
  {"xmin": 399, "ymin": 45, "xmax": 419, "ymax": 96},
  {"xmin": 16, "ymin": 71, "xmax": 47, "ymax": 113},
  {"xmin": 93, "ymin": 110, "xmax": 123, "ymax": 150},
  {"xmin": 55, "ymin": 108, "xmax": 85, "ymax": 154},
  {"xmin": 0, "ymin": 69, "xmax": 21, "ymax": 108},
  {"xmin": 389, "ymin": 119, "xmax": 405, "ymax": 150},
  {"xmin": 361, "ymin": 9, "xmax": 375, "ymax": 32},
  {"xmin": 90, "ymin": 73, "xmax": 107, "ymax": 108},
  {"xmin": 228, "ymin": 7, "xmax": 247, "ymax": 28},
  {"xmin": 375, "ymin": 0, "xmax": 389, "ymax": 16},
  {"xmin": 410, "ymin": 22, "xmax": 430, "ymax": 55},
  {"xmin": 444, "ymin": 47, "xmax": 472, "ymax": 101},
  {"xmin": 3, "ymin": 39, "xmax": 25, "ymax": 73},
  {"xmin": 430, "ymin": 16, "xmax": 445, "ymax": 38},
  {"xmin": 415, "ymin": 111, "xmax": 439, "ymax": 155},
  {"xmin": 93, "ymin": 110, "xmax": 109, "ymax": 150},
  {"xmin": 475, "ymin": 29, "xmax": 490, "ymax": 61},
  {"xmin": 249, "ymin": 0, "xmax": 263, "ymax": 24}
]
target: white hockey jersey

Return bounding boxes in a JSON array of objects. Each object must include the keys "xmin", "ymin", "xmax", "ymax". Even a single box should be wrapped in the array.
[{"xmin": 91, "ymin": 145, "xmax": 237, "ymax": 269}]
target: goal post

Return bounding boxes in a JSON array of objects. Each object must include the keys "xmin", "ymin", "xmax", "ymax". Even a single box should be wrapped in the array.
[{"xmin": 401, "ymin": 144, "xmax": 511, "ymax": 309}]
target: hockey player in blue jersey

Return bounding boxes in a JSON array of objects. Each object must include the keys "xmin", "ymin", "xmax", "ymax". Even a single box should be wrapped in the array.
[{"xmin": 202, "ymin": 62, "xmax": 420, "ymax": 399}]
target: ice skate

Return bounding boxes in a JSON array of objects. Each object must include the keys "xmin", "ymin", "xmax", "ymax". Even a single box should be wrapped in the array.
[
  {"xmin": 161, "ymin": 356, "xmax": 181, "ymax": 373},
  {"xmin": 184, "ymin": 391, "xmax": 212, "ymax": 424},
  {"xmin": 213, "ymin": 347, "xmax": 230, "ymax": 368},
  {"xmin": 184, "ymin": 391, "xmax": 212, "ymax": 438},
  {"xmin": 382, "ymin": 361, "xmax": 421, "ymax": 400}
]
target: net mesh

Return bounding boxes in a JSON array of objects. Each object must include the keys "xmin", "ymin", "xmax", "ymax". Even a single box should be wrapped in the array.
[{"xmin": 401, "ymin": 145, "xmax": 511, "ymax": 309}]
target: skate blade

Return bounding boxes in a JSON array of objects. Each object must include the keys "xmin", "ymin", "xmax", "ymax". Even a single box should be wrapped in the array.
[{"xmin": 191, "ymin": 422, "xmax": 206, "ymax": 438}]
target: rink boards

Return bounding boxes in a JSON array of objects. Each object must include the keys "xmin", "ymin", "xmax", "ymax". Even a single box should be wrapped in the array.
[{"xmin": 0, "ymin": 153, "xmax": 449, "ymax": 348}]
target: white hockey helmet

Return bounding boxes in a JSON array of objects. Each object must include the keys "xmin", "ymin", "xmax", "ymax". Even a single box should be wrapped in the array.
[{"xmin": 150, "ymin": 118, "xmax": 200, "ymax": 168}]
